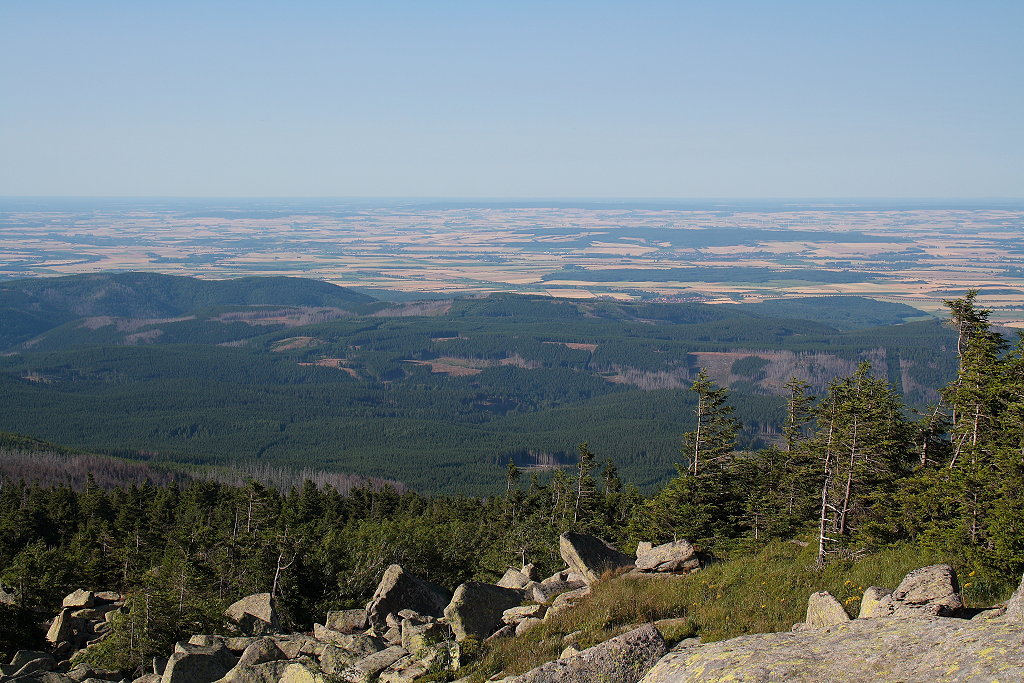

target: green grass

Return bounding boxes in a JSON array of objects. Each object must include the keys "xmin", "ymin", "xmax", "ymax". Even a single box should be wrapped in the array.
[{"xmin": 460, "ymin": 539, "xmax": 1018, "ymax": 681}]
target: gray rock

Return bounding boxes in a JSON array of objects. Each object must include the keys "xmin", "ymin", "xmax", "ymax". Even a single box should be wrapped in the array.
[
  {"xmin": 444, "ymin": 582, "xmax": 525, "ymax": 641},
  {"xmin": 544, "ymin": 586, "xmax": 591, "ymax": 619},
  {"xmin": 635, "ymin": 540, "xmax": 700, "ymax": 574},
  {"xmin": 224, "ymin": 594, "xmax": 277, "ymax": 636},
  {"xmin": 269, "ymin": 635, "xmax": 312, "ymax": 660},
  {"xmin": 858, "ymin": 586, "xmax": 892, "ymax": 619},
  {"xmin": 559, "ymin": 532, "xmax": 634, "ymax": 584},
  {"xmin": 502, "ymin": 604, "xmax": 546, "ymax": 624},
  {"xmin": 877, "ymin": 564, "xmax": 964, "ymax": 617},
  {"xmin": 9, "ymin": 653, "xmax": 56, "ymax": 679},
  {"xmin": 214, "ymin": 660, "xmax": 296, "ymax": 683},
  {"xmin": 160, "ymin": 643, "xmax": 237, "ymax": 683},
  {"xmin": 400, "ymin": 620, "xmax": 447, "ymax": 655},
  {"xmin": 639, "ymin": 615, "xmax": 1024, "ymax": 682},
  {"xmin": 317, "ymin": 645, "xmax": 359, "ymax": 675},
  {"xmin": 511, "ymin": 623, "xmax": 665, "ymax": 683},
  {"xmin": 339, "ymin": 645, "xmax": 408, "ymax": 683},
  {"xmin": 93, "ymin": 591, "xmax": 122, "ymax": 604},
  {"xmin": 804, "ymin": 591, "xmax": 850, "ymax": 628},
  {"xmin": 526, "ymin": 580, "xmax": 585, "ymax": 604},
  {"xmin": 497, "ymin": 568, "xmax": 531, "ymax": 589},
  {"xmin": 515, "ymin": 617, "xmax": 543, "ymax": 636},
  {"xmin": 62, "ymin": 590, "xmax": 95, "ymax": 609},
  {"xmin": 46, "ymin": 609, "xmax": 81, "ymax": 644},
  {"xmin": 485, "ymin": 624, "xmax": 516, "ymax": 643},
  {"xmin": 235, "ymin": 639, "xmax": 286, "ymax": 669},
  {"xmin": 366, "ymin": 565, "xmax": 451, "ymax": 631},
  {"xmin": 133, "ymin": 675, "xmax": 161, "ymax": 683},
  {"xmin": 325, "ymin": 609, "xmax": 368, "ymax": 633},
  {"xmin": 0, "ymin": 585, "xmax": 16, "ymax": 606},
  {"xmin": 9, "ymin": 651, "xmax": 54, "ymax": 669},
  {"xmin": 1003, "ymin": 572, "xmax": 1024, "ymax": 621},
  {"xmin": 311, "ymin": 626, "xmax": 384, "ymax": 656}
]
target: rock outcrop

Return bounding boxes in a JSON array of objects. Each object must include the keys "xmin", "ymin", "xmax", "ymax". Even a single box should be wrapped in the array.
[
  {"xmin": 799, "ymin": 591, "xmax": 850, "ymax": 629},
  {"xmin": 640, "ymin": 615, "xmax": 1024, "ymax": 682},
  {"xmin": 558, "ymin": 532, "xmax": 634, "ymax": 584},
  {"xmin": 874, "ymin": 563, "xmax": 964, "ymax": 617}
]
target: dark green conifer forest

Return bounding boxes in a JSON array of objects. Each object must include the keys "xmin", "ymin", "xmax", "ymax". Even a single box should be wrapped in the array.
[{"xmin": 1, "ymin": 291, "xmax": 1022, "ymax": 671}]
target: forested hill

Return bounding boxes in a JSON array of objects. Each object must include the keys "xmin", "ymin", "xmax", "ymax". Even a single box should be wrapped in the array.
[
  {"xmin": 0, "ymin": 273, "xmax": 952, "ymax": 494},
  {"xmin": 0, "ymin": 272, "xmax": 376, "ymax": 348}
]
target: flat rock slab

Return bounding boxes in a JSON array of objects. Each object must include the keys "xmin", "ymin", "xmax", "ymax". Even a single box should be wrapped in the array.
[{"xmin": 640, "ymin": 616, "xmax": 1024, "ymax": 682}]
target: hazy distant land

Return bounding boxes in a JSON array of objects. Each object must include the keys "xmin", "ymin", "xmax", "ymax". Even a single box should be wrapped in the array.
[{"xmin": 2, "ymin": 198, "xmax": 1022, "ymax": 324}]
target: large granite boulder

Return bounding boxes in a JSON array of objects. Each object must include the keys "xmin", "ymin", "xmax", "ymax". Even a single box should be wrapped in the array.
[
  {"xmin": 639, "ymin": 615, "xmax": 1024, "ymax": 682},
  {"xmin": 876, "ymin": 564, "xmax": 964, "ymax": 617},
  {"xmin": 635, "ymin": 540, "xmax": 700, "ymax": 574},
  {"xmin": 161, "ymin": 642, "xmax": 237, "ymax": 683},
  {"xmin": 62, "ymin": 589, "xmax": 95, "ymax": 609},
  {"xmin": 559, "ymin": 532, "xmax": 634, "ymax": 584},
  {"xmin": 858, "ymin": 586, "xmax": 892, "ymax": 619},
  {"xmin": 443, "ymin": 582, "xmax": 525, "ymax": 641},
  {"xmin": 225, "ymin": 594, "xmax": 278, "ymax": 636},
  {"xmin": 510, "ymin": 623, "xmax": 665, "ymax": 682},
  {"xmin": 497, "ymin": 568, "xmax": 531, "ymax": 589},
  {"xmin": 366, "ymin": 565, "xmax": 451, "ymax": 631}
]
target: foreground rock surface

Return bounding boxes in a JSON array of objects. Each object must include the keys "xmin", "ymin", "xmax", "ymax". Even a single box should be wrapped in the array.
[
  {"xmin": 510, "ymin": 623, "xmax": 665, "ymax": 683},
  {"xmin": 640, "ymin": 616, "xmax": 1024, "ymax": 682}
]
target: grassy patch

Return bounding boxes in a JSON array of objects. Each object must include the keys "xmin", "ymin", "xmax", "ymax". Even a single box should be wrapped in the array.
[{"xmin": 460, "ymin": 539, "xmax": 1017, "ymax": 681}]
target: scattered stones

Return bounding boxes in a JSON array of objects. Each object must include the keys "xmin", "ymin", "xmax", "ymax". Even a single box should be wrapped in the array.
[{"xmin": 559, "ymin": 532, "xmax": 634, "ymax": 584}]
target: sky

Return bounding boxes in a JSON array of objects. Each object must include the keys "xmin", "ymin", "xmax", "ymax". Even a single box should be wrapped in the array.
[{"xmin": 1, "ymin": 1, "xmax": 1022, "ymax": 199}]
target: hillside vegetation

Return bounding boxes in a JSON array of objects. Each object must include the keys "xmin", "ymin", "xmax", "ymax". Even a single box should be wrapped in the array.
[{"xmin": 0, "ymin": 273, "xmax": 948, "ymax": 494}]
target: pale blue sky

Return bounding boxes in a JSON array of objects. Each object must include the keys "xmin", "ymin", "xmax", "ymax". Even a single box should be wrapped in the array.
[{"xmin": 1, "ymin": 1, "xmax": 1021, "ymax": 198}]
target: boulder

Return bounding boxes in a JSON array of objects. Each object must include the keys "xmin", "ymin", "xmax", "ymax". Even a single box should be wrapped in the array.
[
  {"xmin": 133, "ymin": 676, "xmax": 162, "ymax": 683},
  {"xmin": 511, "ymin": 623, "xmax": 665, "ymax": 683},
  {"xmin": 325, "ymin": 609, "xmax": 368, "ymax": 633},
  {"xmin": 234, "ymin": 639, "xmax": 286, "ymax": 669},
  {"xmin": 400, "ymin": 620, "xmax": 447, "ymax": 655},
  {"xmin": 635, "ymin": 540, "xmax": 700, "ymax": 574},
  {"xmin": 318, "ymin": 646, "xmax": 360, "ymax": 676},
  {"xmin": 224, "ymin": 594, "xmax": 277, "ymax": 636},
  {"xmin": 803, "ymin": 591, "xmax": 850, "ymax": 628},
  {"xmin": 877, "ymin": 564, "xmax": 964, "ymax": 617},
  {"xmin": 521, "ymin": 563, "xmax": 539, "ymax": 581},
  {"xmin": 339, "ymin": 645, "xmax": 409, "ymax": 683},
  {"xmin": 858, "ymin": 586, "xmax": 892, "ymax": 619},
  {"xmin": 526, "ymin": 580, "xmax": 585, "ymax": 604},
  {"xmin": 640, "ymin": 615, "xmax": 1024, "ymax": 682},
  {"xmin": 1004, "ymin": 572, "xmax": 1024, "ymax": 621},
  {"xmin": 0, "ymin": 585, "xmax": 17, "ymax": 605},
  {"xmin": 63, "ymin": 590, "xmax": 95, "ymax": 609},
  {"xmin": 559, "ymin": 532, "xmax": 634, "ymax": 584},
  {"xmin": 544, "ymin": 586, "xmax": 591, "ymax": 619},
  {"xmin": 278, "ymin": 662, "xmax": 327, "ymax": 683},
  {"xmin": 366, "ymin": 565, "xmax": 451, "ymax": 631},
  {"xmin": 515, "ymin": 617, "xmax": 543, "ymax": 636},
  {"xmin": 485, "ymin": 624, "xmax": 516, "ymax": 643},
  {"xmin": 161, "ymin": 643, "xmax": 237, "ymax": 683},
  {"xmin": 502, "ymin": 603, "xmax": 546, "ymax": 624},
  {"xmin": 7, "ymin": 653, "xmax": 56, "ymax": 679},
  {"xmin": 215, "ymin": 662, "xmax": 291, "ymax": 683},
  {"xmin": 311, "ymin": 627, "xmax": 384, "ymax": 656},
  {"xmin": 497, "ymin": 568, "xmax": 531, "ymax": 589},
  {"xmin": 269, "ymin": 635, "xmax": 313, "ymax": 660},
  {"xmin": 46, "ymin": 608, "xmax": 80, "ymax": 644},
  {"xmin": 443, "ymin": 582, "xmax": 525, "ymax": 641}
]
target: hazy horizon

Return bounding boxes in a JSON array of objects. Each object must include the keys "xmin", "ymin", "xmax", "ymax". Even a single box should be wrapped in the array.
[{"xmin": 2, "ymin": 2, "xmax": 1021, "ymax": 198}]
